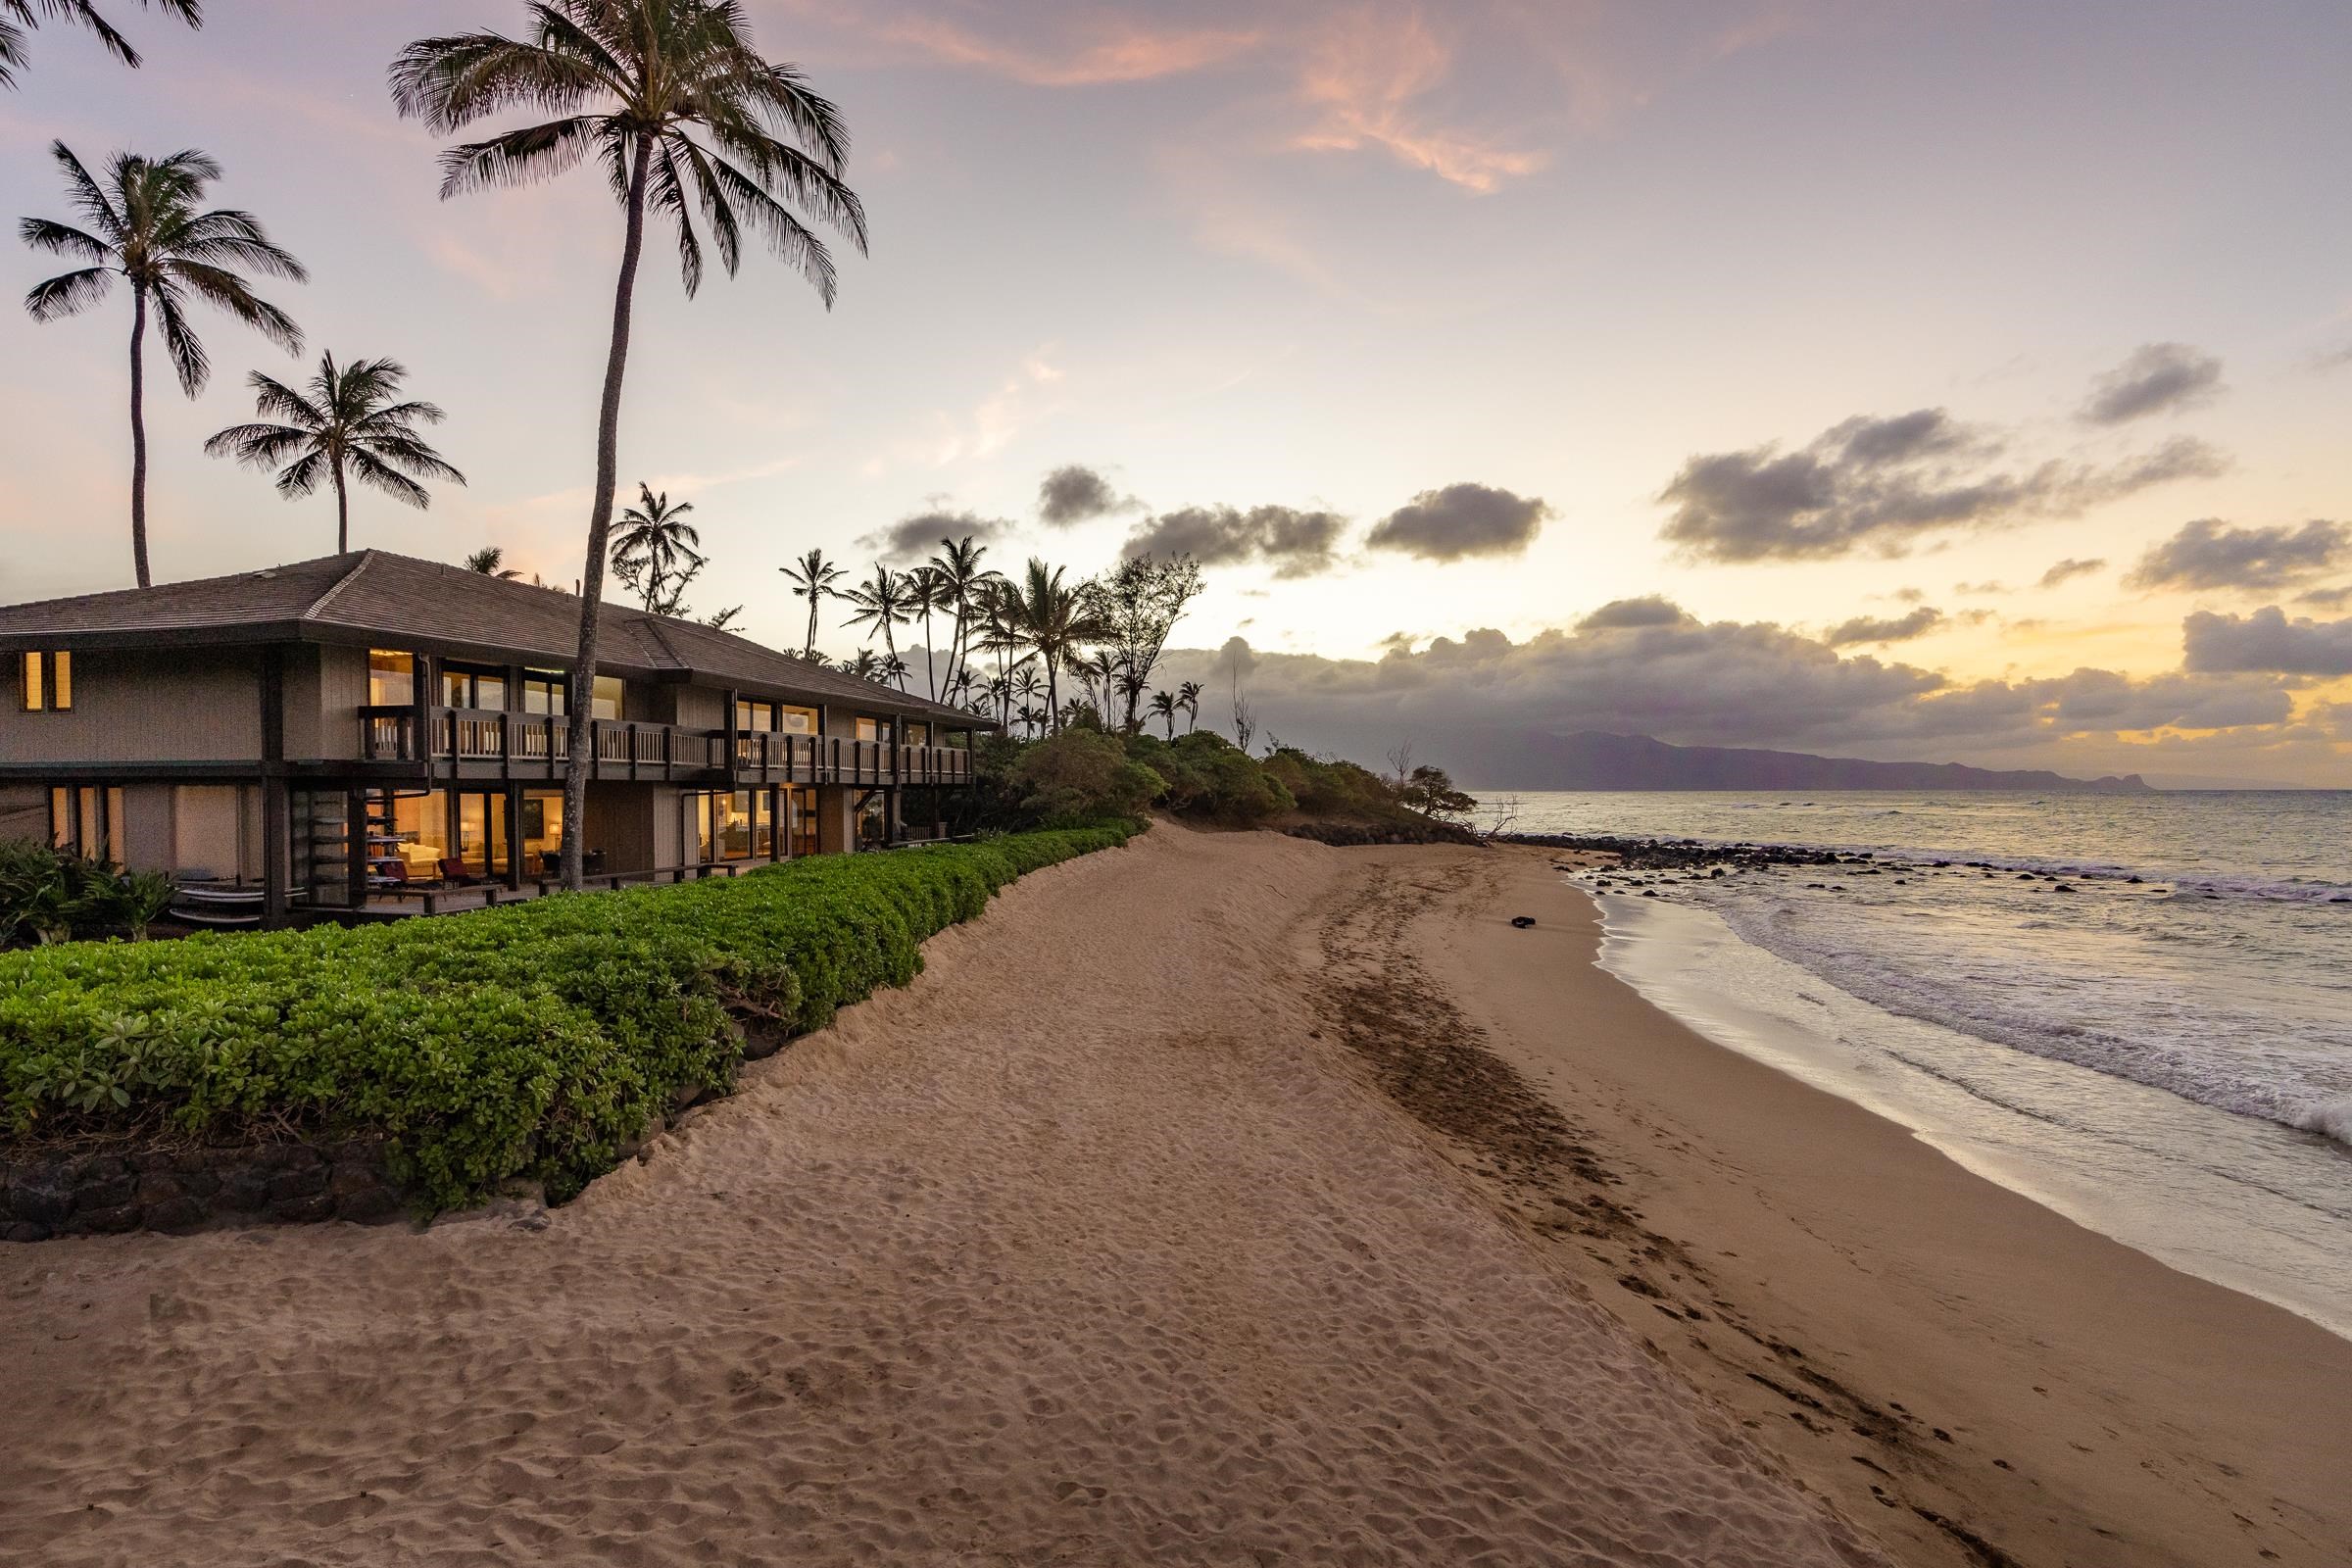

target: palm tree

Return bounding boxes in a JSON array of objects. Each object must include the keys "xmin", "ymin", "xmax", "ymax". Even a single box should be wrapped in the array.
[
  {"xmin": 1014, "ymin": 703, "xmax": 1047, "ymax": 738},
  {"xmin": 906, "ymin": 563, "xmax": 948, "ymax": 699},
  {"xmin": 880, "ymin": 651, "xmax": 909, "ymax": 691},
  {"xmin": 20, "ymin": 141, "xmax": 305, "ymax": 587},
  {"xmin": 1176, "ymin": 678, "xmax": 1204, "ymax": 733},
  {"xmin": 465, "ymin": 545, "xmax": 522, "ymax": 577},
  {"xmin": 0, "ymin": 0, "xmax": 199, "ymax": 90},
  {"xmin": 842, "ymin": 647, "xmax": 881, "ymax": 682},
  {"xmin": 610, "ymin": 482, "xmax": 702, "ymax": 612},
  {"xmin": 1002, "ymin": 559, "xmax": 1107, "ymax": 734},
  {"xmin": 392, "ymin": 0, "xmax": 867, "ymax": 891},
  {"xmin": 779, "ymin": 546, "xmax": 846, "ymax": 658},
  {"xmin": 927, "ymin": 534, "xmax": 1001, "ymax": 693},
  {"xmin": 841, "ymin": 563, "xmax": 912, "ymax": 660},
  {"xmin": 1011, "ymin": 664, "xmax": 1044, "ymax": 730},
  {"xmin": 204, "ymin": 353, "xmax": 464, "ymax": 553},
  {"xmin": 1148, "ymin": 690, "xmax": 1178, "ymax": 738}
]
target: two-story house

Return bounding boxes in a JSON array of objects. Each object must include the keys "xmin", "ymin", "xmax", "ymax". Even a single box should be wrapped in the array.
[{"xmin": 0, "ymin": 550, "xmax": 990, "ymax": 924}]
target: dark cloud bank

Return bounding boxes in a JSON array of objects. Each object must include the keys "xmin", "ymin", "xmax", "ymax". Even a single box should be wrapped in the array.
[
  {"xmin": 1152, "ymin": 600, "xmax": 2335, "ymax": 787},
  {"xmin": 1122, "ymin": 504, "xmax": 1348, "ymax": 577},
  {"xmin": 2184, "ymin": 608, "xmax": 2352, "ymax": 678},
  {"xmin": 1658, "ymin": 408, "xmax": 2224, "ymax": 563}
]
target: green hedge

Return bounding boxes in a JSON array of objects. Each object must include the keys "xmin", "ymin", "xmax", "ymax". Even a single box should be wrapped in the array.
[{"xmin": 0, "ymin": 824, "xmax": 1139, "ymax": 1210}]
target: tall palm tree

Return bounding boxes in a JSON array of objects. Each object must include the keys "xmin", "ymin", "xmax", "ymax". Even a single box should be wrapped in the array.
[
  {"xmin": 392, "ymin": 0, "xmax": 867, "ymax": 891},
  {"xmin": 20, "ymin": 141, "xmax": 305, "ymax": 587},
  {"xmin": 926, "ymin": 534, "xmax": 1001, "ymax": 693},
  {"xmin": 204, "ymin": 353, "xmax": 464, "ymax": 553},
  {"xmin": 1148, "ymin": 690, "xmax": 1178, "ymax": 738},
  {"xmin": 465, "ymin": 545, "xmax": 522, "ymax": 577},
  {"xmin": 0, "ymin": 0, "xmax": 199, "ymax": 90},
  {"xmin": 610, "ymin": 482, "xmax": 701, "ymax": 612},
  {"xmin": 841, "ymin": 563, "xmax": 912, "ymax": 660},
  {"xmin": 905, "ymin": 563, "xmax": 947, "ymax": 699},
  {"xmin": 779, "ymin": 546, "xmax": 845, "ymax": 658},
  {"xmin": 1176, "ymin": 678, "xmax": 1204, "ymax": 733},
  {"xmin": 1002, "ymin": 559, "xmax": 1107, "ymax": 734}
]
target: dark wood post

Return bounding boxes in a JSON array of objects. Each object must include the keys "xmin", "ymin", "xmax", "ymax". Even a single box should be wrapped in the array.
[
  {"xmin": 260, "ymin": 646, "xmax": 289, "ymax": 928},
  {"xmin": 505, "ymin": 783, "xmax": 525, "ymax": 891}
]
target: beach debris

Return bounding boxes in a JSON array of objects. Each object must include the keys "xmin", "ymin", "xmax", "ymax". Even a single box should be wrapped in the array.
[{"xmin": 1510, "ymin": 915, "xmax": 1538, "ymax": 929}]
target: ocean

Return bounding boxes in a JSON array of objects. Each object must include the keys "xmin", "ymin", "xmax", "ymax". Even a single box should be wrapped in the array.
[{"xmin": 1477, "ymin": 790, "xmax": 2352, "ymax": 1337}]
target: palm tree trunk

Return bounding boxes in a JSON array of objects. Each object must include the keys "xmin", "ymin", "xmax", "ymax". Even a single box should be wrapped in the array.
[
  {"xmin": 561, "ymin": 131, "xmax": 653, "ymax": 893},
  {"xmin": 920, "ymin": 604, "xmax": 936, "ymax": 700},
  {"xmin": 331, "ymin": 452, "xmax": 350, "ymax": 554},
  {"xmin": 805, "ymin": 597, "xmax": 818, "ymax": 659},
  {"xmin": 127, "ymin": 286, "xmax": 150, "ymax": 589}
]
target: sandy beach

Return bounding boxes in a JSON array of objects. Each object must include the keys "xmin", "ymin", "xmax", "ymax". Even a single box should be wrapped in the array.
[{"xmin": 3, "ymin": 823, "xmax": 2346, "ymax": 1565}]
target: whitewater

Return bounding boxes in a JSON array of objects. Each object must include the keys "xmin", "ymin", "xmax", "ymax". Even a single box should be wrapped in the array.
[{"xmin": 1483, "ymin": 789, "xmax": 2352, "ymax": 1336}]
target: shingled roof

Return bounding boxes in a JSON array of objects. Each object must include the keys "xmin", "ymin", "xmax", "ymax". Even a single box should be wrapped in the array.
[{"xmin": 0, "ymin": 551, "xmax": 993, "ymax": 728}]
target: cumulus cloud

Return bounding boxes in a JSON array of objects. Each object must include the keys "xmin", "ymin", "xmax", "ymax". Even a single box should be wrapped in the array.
[
  {"xmin": 1576, "ymin": 596, "xmax": 1691, "ymax": 631},
  {"xmin": 1154, "ymin": 608, "xmax": 2309, "ymax": 783},
  {"xmin": 2126, "ymin": 517, "xmax": 2350, "ymax": 593},
  {"xmin": 2182, "ymin": 607, "xmax": 2352, "ymax": 677},
  {"xmin": 1823, "ymin": 607, "xmax": 1944, "ymax": 647},
  {"xmin": 2038, "ymin": 557, "xmax": 2107, "ymax": 589},
  {"xmin": 1036, "ymin": 464, "xmax": 1139, "ymax": 526},
  {"xmin": 1365, "ymin": 482, "xmax": 1552, "ymax": 562},
  {"xmin": 1658, "ymin": 408, "xmax": 2224, "ymax": 563},
  {"xmin": 1122, "ymin": 504, "xmax": 1348, "ymax": 577},
  {"xmin": 859, "ymin": 508, "xmax": 1013, "ymax": 563},
  {"xmin": 2079, "ymin": 343, "xmax": 2226, "ymax": 424}
]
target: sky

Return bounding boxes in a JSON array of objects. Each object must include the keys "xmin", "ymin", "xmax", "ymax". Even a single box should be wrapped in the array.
[{"xmin": 2, "ymin": 0, "xmax": 2348, "ymax": 785}]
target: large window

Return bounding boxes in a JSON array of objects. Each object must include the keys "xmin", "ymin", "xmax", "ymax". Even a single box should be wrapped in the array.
[
  {"xmin": 20, "ymin": 651, "xmax": 71, "ymax": 711},
  {"xmin": 48, "ymin": 784, "xmax": 122, "ymax": 862},
  {"xmin": 367, "ymin": 650, "xmax": 415, "ymax": 707},
  {"xmin": 855, "ymin": 715, "xmax": 893, "ymax": 745},
  {"xmin": 517, "ymin": 790, "xmax": 564, "ymax": 874},
  {"xmin": 904, "ymin": 721, "xmax": 929, "ymax": 747},
  {"xmin": 520, "ymin": 670, "xmax": 565, "ymax": 714},
  {"xmin": 441, "ymin": 662, "xmax": 508, "ymax": 711},
  {"xmin": 592, "ymin": 674, "xmax": 624, "ymax": 720}
]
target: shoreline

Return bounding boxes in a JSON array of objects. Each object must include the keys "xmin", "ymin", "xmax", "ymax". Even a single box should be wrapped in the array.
[
  {"xmin": 2, "ymin": 823, "xmax": 2344, "ymax": 1566},
  {"xmin": 1387, "ymin": 843, "xmax": 2352, "ymax": 1566}
]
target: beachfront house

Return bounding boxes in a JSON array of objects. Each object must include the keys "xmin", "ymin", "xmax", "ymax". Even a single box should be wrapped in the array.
[{"xmin": 0, "ymin": 551, "xmax": 989, "ymax": 925}]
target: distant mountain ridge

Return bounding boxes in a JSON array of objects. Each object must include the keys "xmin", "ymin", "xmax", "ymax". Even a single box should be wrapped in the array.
[{"xmin": 1506, "ymin": 731, "xmax": 2153, "ymax": 793}]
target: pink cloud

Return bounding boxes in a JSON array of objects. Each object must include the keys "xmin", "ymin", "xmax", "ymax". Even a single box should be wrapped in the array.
[
  {"xmin": 882, "ymin": 14, "xmax": 1262, "ymax": 86},
  {"xmin": 1290, "ymin": 9, "xmax": 1544, "ymax": 193}
]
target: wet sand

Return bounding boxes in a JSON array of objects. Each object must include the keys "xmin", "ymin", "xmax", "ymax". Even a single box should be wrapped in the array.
[
  {"xmin": 4, "ymin": 823, "xmax": 2343, "ymax": 1565},
  {"xmin": 1339, "ymin": 842, "xmax": 2352, "ymax": 1567}
]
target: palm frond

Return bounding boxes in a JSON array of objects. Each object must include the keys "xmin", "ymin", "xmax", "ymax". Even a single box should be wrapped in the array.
[
  {"xmin": 388, "ymin": 29, "xmax": 597, "ymax": 132},
  {"xmin": 436, "ymin": 115, "xmax": 602, "ymax": 197},
  {"xmin": 271, "ymin": 446, "xmax": 327, "ymax": 499},
  {"xmin": 348, "ymin": 447, "xmax": 434, "ymax": 509},
  {"xmin": 201, "ymin": 418, "xmax": 310, "ymax": 466},
  {"xmin": 17, "ymin": 215, "xmax": 110, "ymax": 263},
  {"xmin": 149, "ymin": 280, "xmax": 210, "ymax": 394},
  {"xmin": 161, "ymin": 259, "xmax": 302, "ymax": 354},
  {"xmin": 245, "ymin": 369, "xmax": 324, "ymax": 428},
  {"xmin": 22, "ymin": 264, "xmax": 112, "ymax": 319}
]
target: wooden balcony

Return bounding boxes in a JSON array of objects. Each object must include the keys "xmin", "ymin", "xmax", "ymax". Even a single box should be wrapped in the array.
[{"xmin": 360, "ymin": 707, "xmax": 974, "ymax": 787}]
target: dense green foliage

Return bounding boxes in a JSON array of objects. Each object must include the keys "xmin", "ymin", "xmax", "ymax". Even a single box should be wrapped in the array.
[
  {"xmin": 0, "ymin": 840, "xmax": 178, "ymax": 946},
  {"xmin": 974, "ymin": 728, "xmax": 1474, "ymax": 837},
  {"xmin": 0, "ymin": 825, "xmax": 1136, "ymax": 1210}
]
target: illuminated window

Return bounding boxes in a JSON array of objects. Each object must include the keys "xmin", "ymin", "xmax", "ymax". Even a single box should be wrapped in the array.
[
  {"xmin": 367, "ymin": 650, "xmax": 415, "ymax": 706},
  {"xmin": 47, "ymin": 783, "xmax": 122, "ymax": 861},
  {"xmin": 855, "ymin": 715, "xmax": 893, "ymax": 744},
  {"xmin": 20, "ymin": 651, "xmax": 71, "ymax": 710},
  {"xmin": 592, "ymin": 675, "xmax": 624, "ymax": 720},
  {"xmin": 441, "ymin": 663, "xmax": 508, "ymax": 710},
  {"xmin": 779, "ymin": 705, "xmax": 817, "ymax": 735},
  {"xmin": 521, "ymin": 671, "xmax": 566, "ymax": 714}
]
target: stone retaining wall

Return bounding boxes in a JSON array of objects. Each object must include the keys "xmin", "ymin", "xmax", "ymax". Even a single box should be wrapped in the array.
[{"xmin": 2, "ymin": 1139, "xmax": 404, "ymax": 1242}]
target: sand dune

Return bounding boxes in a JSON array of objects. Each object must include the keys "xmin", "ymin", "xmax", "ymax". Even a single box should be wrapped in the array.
[{"xmin": 0, "ymin": 824, "xmax": 1880, "ymax": 1567}]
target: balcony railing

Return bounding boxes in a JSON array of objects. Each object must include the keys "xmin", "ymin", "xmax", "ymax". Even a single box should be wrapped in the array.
[{"xmin": 362, "ymin": 707, "xmax": 972, "ymax": 786}]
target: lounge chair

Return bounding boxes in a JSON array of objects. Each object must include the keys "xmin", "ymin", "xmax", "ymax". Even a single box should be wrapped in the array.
[{"xmin": 436, "ymin": 858, "xmax": 479, "ymax": 888}]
